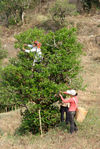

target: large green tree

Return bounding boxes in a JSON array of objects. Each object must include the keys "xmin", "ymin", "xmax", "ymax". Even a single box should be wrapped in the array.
[{"xmin": 1, "ymin": 27, "xmax": 83, "ymax": 134}]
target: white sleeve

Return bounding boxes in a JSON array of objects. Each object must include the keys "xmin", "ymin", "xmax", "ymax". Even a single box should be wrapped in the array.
[
  {"xmin": 30, "ymin": 47, "xmax": 37, "ymax": 52},
  {"xmin": 27, "ymin": 44, "xmax": 33, "ymax": 48},
  {"xmin": 25, "ymin": 47, "xmax": 37, "ymax": 53},
  {"xmin": 25, "ymin": 49, "xmax": 30, "ymax": 53},
  {"xmin": 24, "ymin": 44, "xmax": 33, "ymax": 53}
]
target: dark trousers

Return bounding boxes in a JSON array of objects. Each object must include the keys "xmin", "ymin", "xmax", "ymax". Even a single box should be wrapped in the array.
[
  {"xmin": 68, "ymin": 111, "xmax": 78, "ymax": 133},
  {"xmin": 60, "ymin": 106, "xmax": 69, "ymax": 123}
]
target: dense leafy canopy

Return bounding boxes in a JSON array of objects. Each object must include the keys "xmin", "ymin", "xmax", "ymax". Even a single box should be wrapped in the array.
[{"xmin": 1, "ymin": 27, "xmax": 83, "ymax": 133}]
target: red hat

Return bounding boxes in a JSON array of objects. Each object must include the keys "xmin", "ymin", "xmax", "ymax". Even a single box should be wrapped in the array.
[{"xmin": 34, "ymin": 41, "xmax": 41, "ymax": 48}]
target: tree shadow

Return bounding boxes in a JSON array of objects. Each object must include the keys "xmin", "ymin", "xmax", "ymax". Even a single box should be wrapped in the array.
[
  {"xmin": 56, "ymin": 122, "xmax": 70, "ymax": 133},
  {"xmin": 93, "ymin": 57, "xmax": 100, "ymax": 63},
  {"xmin": 36, "ymin": 19, "xmax": 63, "ymax": 32}
]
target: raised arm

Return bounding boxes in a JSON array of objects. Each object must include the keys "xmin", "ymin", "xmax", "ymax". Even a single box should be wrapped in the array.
[
  {"xmin": 59, "ymin": 93, "xmax": 71, "ymax": 103},
  {"xmin": 63, "ymin": 91, "xmax": 68, "ymax": 95},
  {"xmin": 27, "ymin": 44, "xmax": 33, "ymax": 48},
  {"xmin": 59, "ymin": 94, "xmax": 67, "ymax": 103},
  {"xmin": 23, "ymin": 44, "xmax": 33, "ymax": 53}
]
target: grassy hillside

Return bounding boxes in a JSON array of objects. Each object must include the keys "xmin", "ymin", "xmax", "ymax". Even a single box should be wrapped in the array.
[{"xmin": 0, "ymin": 107, "xmax": 100, "ymax": 149}]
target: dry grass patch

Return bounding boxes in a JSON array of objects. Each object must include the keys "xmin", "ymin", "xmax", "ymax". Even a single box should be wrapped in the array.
[
  {"xmin": 0, "ymin": 106, "xmax": 100, "ymax": 149},
  {"xmin": 0, "ymin": 110, "xmax": 21, "ymax": 135}
]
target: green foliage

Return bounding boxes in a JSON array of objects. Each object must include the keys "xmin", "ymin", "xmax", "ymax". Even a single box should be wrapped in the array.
[
  {"xmin": 0, "ymin": 42, "xmax": 7, "ymax": 61},
  {"xmin": 1, "ymin": 27, "xmax": 83, "ymax": 134},
  {"xmin": 0, "ymin": 42, "xmax": 8, "ymax": 112},
  {"xmin": 0, "ymin": 0, "xmax": 40, "ymax": 26},
  {"xmin": 50, "ymin": 0, "xmax": 76, "ymax": 27},
  {"xmin": 17, "ymin": 105, "xmax": 60, "ymax": 134},
  {"xmin": 15, "ymin": 27, "xmax": 45, "ymax": 49},
  {"xmin": 8, "ymin": 16, "xmax": 17, "ymax": 25},
  {"xmin": 0, "ymin": 128, "xmax": 4, "ymax": 136}
]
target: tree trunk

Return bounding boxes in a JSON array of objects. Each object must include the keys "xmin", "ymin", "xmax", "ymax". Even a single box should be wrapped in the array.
[
  {"xmin": 39, "ymin": 109, "xmax": 43, "ymax": 137},
  {"xmin": 19, "ymin": 7, "xmax": 24, "ymax": 21},
  {"xmin": 76, "ymin": 0, "xmax": 83, "ymax": 13},
  {"xmin": 22, "ymin": 11, "xmax": 26, "ymax": 25},
  {"xmin": 5, "ymin": 13, "xmax": 9, "ymax": 27},
  {"xmin": 5, "ymin": 107, "xmax": 7, "ymax": 112}
]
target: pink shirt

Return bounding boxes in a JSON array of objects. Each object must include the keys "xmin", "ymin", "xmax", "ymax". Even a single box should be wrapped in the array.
[{"xmin": 60, "ymin": 96, "xmax": 78, "ymax": 111}]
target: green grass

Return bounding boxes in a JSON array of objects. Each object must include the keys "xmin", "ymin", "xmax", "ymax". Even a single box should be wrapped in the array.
[
  {"xmin": 77, "ymin": 107, "xmax": 100, "ymax": 138},
  {"xmin": 0, "ymin": 107, "xmax": 99, "ymax": 149},
  {"xmin": 0, "ymin": 128, "xmax": 4, "ymax": 136},
  {"xmin": 97, "ymin": 24, "xmax": 100, "ymax": 27}
]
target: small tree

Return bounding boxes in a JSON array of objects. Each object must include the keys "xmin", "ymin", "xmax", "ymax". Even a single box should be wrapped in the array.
[
  {"xmin": 1, "ymin": 27, "xmax": 83, "ymax": 134},
  {"xmin": 0, "ymin": 0, "xmax": 40, "ymax": 26},
  {"xmin": 0, "ymin": 42, "xmax": 7, "ymax": 63},
  {"xmin": 50, "ymin": 0, "xmax": 76, "ymax": 27}
]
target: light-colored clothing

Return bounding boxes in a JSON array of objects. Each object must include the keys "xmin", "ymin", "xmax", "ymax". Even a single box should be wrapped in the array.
[
  {"xmin": 25, "ymin": 45, "xmax": 42, "ymax": 66},
  {"xmin": 60, "ymin": 96, "xmax": 78, "ymax": 112},
  {"xmin": 61, "ymin": 98, "xmax": 70, "ymax": 107}
]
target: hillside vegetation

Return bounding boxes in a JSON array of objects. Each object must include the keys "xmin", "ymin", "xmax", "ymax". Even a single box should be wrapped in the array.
[{"xmin": 0, "ymin": 0, "xmax": 100, "ymax": 148}]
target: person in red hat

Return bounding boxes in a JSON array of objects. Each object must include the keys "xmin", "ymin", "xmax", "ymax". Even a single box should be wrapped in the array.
[
  {"xmin": 23, "ymin": 41, "xmax": 42, "ymax": 66},
  {"xmin": 59, "ymin": 89, "xmax": 78, "ymax": 134}
]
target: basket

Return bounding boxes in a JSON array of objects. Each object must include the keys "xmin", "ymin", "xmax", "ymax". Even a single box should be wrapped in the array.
[{"xmin": 75, "ymin": 107, "xmax": 88, "ymax": 122}]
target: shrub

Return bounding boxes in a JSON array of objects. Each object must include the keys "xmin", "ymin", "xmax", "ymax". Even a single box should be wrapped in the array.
[
  {"xmin": 50, "ymin": 0, "xmax": 76, "ymax": 27},
  {"xmin": 17, "ymin": 104, "xmax": 60, "ymax": 134},
  {"xmin": 1, "ymin": 27, "xmax": 83, "ymax": 134},
  {"xmin": 8, "ymin": 16, "xmax": 18, "ymax": 25},
  {"xmin": 0, "ymin": 42, "xmax": 7, "ymax": 61}
]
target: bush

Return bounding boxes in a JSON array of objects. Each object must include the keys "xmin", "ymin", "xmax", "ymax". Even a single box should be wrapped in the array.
[
  {"xmin": 50, "ymin": 0, "xmax": 76, "ymax": 27},
  {"xmin": 17, "ymin": 104, "xmax": 60, "ymax": 134},
  {"xmin": 0, "ymin": 42, "xmax": 7, "ymax": 61},
  {"xmin": 1, "ymin": 27, "xmax": 83, "ymax": 134}
]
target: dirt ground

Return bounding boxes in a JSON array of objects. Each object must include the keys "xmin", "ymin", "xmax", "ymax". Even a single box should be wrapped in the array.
[{"xmin": 0, "ymin": 12, "xmax": 100, "ymax": 149}]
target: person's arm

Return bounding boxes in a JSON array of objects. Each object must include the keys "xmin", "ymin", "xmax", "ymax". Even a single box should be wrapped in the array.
[
  {"xmin": 63, "ymin": 91, "xmax": 69, "ymax": 95},
  {"xmin": 24, "ymin": 49, "xmax": 30, "ymax": 53},
  {"xmin": 25, "ymin": 47, "xmax": 37, "ymax": 53},
  {"xmin": 23, "ymin": 44, "xmax": 33, "ymax": 53},
  {"xmin": 27, "ymin": 44, "xmax": 33, "ymax": 48},
  {"xmin": 59, "ymin": 94, "xmax": 66, "ymax": 103},
  {"xmin": 59, "ymin": 94, "xmax": 71, "ymax": 103}
]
